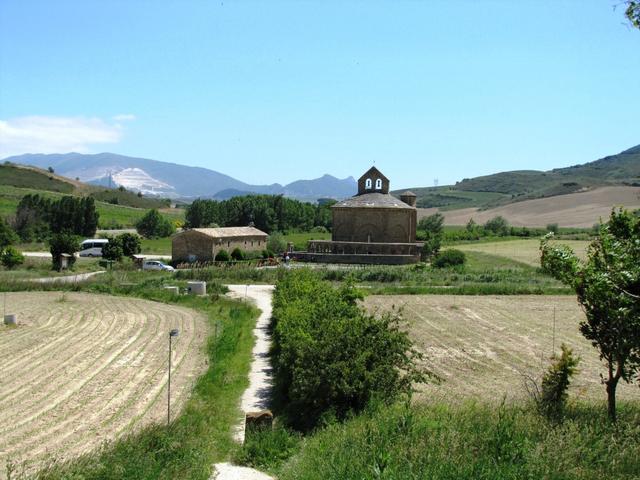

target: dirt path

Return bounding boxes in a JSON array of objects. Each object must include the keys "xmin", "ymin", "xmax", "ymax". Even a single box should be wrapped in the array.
[
  {"xmin": 0, "ymin": 292, "xmax": 208, "ymax": 479},
  {"xmin": 29, "ymin": 270, "xmax": 106, "ymax": 283},
  {"xmin": 211, "ymin": 284, "xmax": 275, "ymax": 480}
]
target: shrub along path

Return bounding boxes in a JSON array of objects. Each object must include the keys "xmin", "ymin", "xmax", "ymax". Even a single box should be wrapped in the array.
[{"xmin": 212, "ymin": 284, "xmax": 275, "ymax": 480}]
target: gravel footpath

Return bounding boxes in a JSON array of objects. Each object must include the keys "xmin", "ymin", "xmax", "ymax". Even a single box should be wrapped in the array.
[{"xmin": 211, "ymin": 284, "xmax": 275, "ymax": 480}]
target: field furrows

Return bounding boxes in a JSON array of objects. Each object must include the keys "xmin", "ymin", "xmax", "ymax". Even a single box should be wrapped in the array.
[
  {"xmin": 0, "ymin": 292, "xmax": 207, "ymax": 476},
  {"xmin": 365, "ymin": 295, "xmax": 640, "ymax": 403}
]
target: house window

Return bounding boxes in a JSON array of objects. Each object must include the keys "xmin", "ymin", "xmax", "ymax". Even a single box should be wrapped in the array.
[
  {"xmin": 227, "ymin": 241, "xmax": 230, "ymax": 247},
  {"xmin": 365, "ymin": 178, "xmax": 372, "ymax": 189},
  {"xmin": 251, "ymin": 241, "xmax": 254, "ymax": 246},
  {"xmin": 375, "ymin": 178, "xmax": 382, "ymax": 189}
]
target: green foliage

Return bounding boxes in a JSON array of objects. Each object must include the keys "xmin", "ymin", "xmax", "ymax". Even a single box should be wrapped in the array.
[
  {"xmin": 538, "ymin": 344, "xmax": 580, "ymax": 421},
  {"xmin": 546, "ymin": 223, "xmax": 559, "ymax": 234},
  {"xmin": 267, "ymin": 232, "xmax": 287, "ymax": 254},
  {"xmin": 432, "ymin": 248, "xmax": 466, "ymax": 268},
  {"xmin": 101, "ymin": 239, "xmax": 123, "ymax": 261},
  {"xmin": 0, "ymin": 216, "xmax": 18, "ymax": 249},
  {"xmin": 235, "ymin": 426, "xmax": 301, "ymax": 471},
  {"xmin": 1, "ymin": 246, "xmax": 24, "ymax": 269},
  {"xmin": 230, "ymin": 247, "xmax": 245, "ymax": 261},
  {"xmin": 484, "ymin": 215, "xmax": 509, "ymax": 236},
  {"xmin": 14, "ymin": 193, "xmax": 98, "ymax": 241},
  {"xmin": 214, "ymin": 249, "xmax": 230, "ymax": 262},
  {"xmin": 184, "ymin": 195, "xmax": 333, "ymax": 233},
  {"xmin": 48, "ymin": 233, "xmax": 80, "ymax": 270},
  {"xmin": 418, "ymin": 212, "xmax": 444, "ymax": 259},
  {"xmin": 271, "ymin": 270, "xmax": 430, "ymax": 430},
  {"xmin": 626, "ymin": 1, "xmax": 640, "ymax": 28},
  {"xmin": 274, "ymin": 401, "xmax": 640, "ymax": 480},
  {"xmin": 89, "ymin": 189, "xmax": 170, "ymax": 209},
  {"xmin": 135, "ymin": 209, "xmax": 175, "ymax": 238},
  {"xmin": 0, "ymin": 164, "xmax": 74, "ymax": 193},
  {"xmin": 541, "ymin": 209, "xmax": 640, "ymax": 421},
  {"xmin": 118, "ymin": 232, "xmax": 142, "ymax": 257}
]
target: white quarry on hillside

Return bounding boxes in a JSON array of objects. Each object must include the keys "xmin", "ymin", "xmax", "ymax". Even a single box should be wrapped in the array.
[{"xmin": 112, "ymin": 167, "xmax": 176, "ymax": 195}]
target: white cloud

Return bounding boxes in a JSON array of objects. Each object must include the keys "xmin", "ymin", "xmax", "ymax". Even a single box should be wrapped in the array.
[
  {"xmin": 113, "ymin": 113, "xmax": 136, "ymax": 122},
  {"xmin": 0, "ymin": 115, "xmax": 124, "ymax": 159}
]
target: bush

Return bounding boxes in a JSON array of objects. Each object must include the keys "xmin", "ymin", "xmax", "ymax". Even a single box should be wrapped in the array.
[
  {"xmin": 1, "ymin": 246, "xmax": 24, "ymax": 269},
  {"xmin": 118, "ymin": 232, "xmax": 142, "ymax": 257},
  {"xmin": 0, "ymin": 217, "xmax": 18, "ymax": 249},
  {"xmin": 539, "ymin": 344, "xmax": 580, "ymax": 421},
  {"xmin": 215, "ymin": 249, "xmax": 230, "ymax": 262},
  {"xmin": 102, "ymin": 239, "xmax": 123, "ymax": 261},
  {"xmin": 484, "ymin": 216, "xmax": 509, "ymax": 236},
  {"xmin": 231, "ymin": 247, "xmax": 245, "ymax": 261},
  {"xmin": 267, "ymin": 232, "xmax": 287, "ymax": 254},
  {"xmin": 48, "ymin": 233, "xmax": 80, "ymax": 270},
  {"xmin": 432, "ymin": 249, "xmax": 466, "ymax": 268},
  {"xmin": 271, "ymin": 270, "xmax": 429, "ymax": 430},
  {"xmin": 135, "ymin": 209, "xmax": 175, "ymax": 239},
  {"xmin": 546, "ymin": 223, "xmax": 559, "ymax": 234}
]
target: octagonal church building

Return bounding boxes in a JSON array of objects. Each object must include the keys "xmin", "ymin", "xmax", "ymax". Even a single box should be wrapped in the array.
[{"xmin": 300, "ymin": 167, "xmax": 423, "ymax": 264}]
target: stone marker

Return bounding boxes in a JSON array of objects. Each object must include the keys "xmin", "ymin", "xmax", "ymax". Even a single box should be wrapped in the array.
[{"xmin": 4, "ymin": 314, "xmax": 17, "ymax": 326}]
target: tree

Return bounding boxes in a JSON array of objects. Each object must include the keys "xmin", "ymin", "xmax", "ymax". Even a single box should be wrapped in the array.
[
  {"xmin": 625, "ymin": 1, "xmax": 640, "ymax": 28},
  {"xmin": 231, "ymin": 247, "xmax": 245, "ymax": 261},
  {"xmin": 484, "ymin": 215, "xmax": 509, "ymax": 236},
  {"xmin": 267, "ymin": 233, "xmax": 287, "ymax": 254},
  {"xmin": 540, "ymin": 209, "xmax": 640, "ymax": 421},
  {"xmin": 48, "ymin": 233, "xmax": 80, "ymax": 270},
  {"xmin": 1, "ymin": 246, "xmax": 24, "ymax": 269},
  {"xmin": 118, "ymin": 232, "xmax": 142, "ymax": 257},
  {"xmin": 538, "ymin": 344, "xmax": 579, "ymax": 422},
  {"xmin": 102, "ymin": 238, "xmax": 124, "ymax": 261},
  {"xmin": 418, "ymin": 213, "xmax": 444, "ymax": 259},
  {"xmin": 215, "ymin": 249, "xmax": 230, "ymax": 262},
  {"xmin": 0, "ymin": 217, "xmax": 18, "ymax": 250},
  {"xmin": 135, "ymin": 209, "xmax": 175, "ymax": 239}
]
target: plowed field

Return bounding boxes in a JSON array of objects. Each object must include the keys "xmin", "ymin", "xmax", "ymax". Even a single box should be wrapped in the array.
[
  {"xmin": 365, "ymin": 295, "xmax": 640, "ymax": 404},
  {"xmin": 0, "ymin": 292, "xmax": 207, "ymax": 477}
]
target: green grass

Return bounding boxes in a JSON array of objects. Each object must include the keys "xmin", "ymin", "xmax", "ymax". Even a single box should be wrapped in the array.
[
  {"xmin": 0, "ymin": 256, "xmax": 104, "ymax": 281},
  {"xmin": 6, "ymin": 273, "xmax": 258, "ymax": 480},
  {"xmin": 283, "ymin": 231, "xmax": 331, "ymax": 250},
  {"xmin": 140, "ymin": 236, "xmax": 172, "ymax": 254},
  {"xmin": 0, "ymin": 165, "xmax": 74, "ymax": 193},
  {"xmin": 0, "ymin": 185, "xmax": 184, "ymax": 229},
  {"xmin": 257, "ymin": 401, "xmax": 640, "ymax": 480}
]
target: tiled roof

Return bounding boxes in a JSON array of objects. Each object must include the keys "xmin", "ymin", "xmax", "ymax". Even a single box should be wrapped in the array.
[
  {"xmin": 180, "ymin": 227, "xmax": 268, "ymax": 238},
  {"xmin": 333, "ymin": 192, "xmax": 414, "ymax": 209}
]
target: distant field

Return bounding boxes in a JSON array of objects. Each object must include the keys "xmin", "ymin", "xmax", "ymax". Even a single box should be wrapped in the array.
[
  {"xmin": 454, "ymin": 239, "xmax": 590, "ymax": 267},
  {"xmin": 285, "ymin": 231, "xmax": 331, "ymax": 250},
  {"xmin": 0, "ymin": 185, "xmax": 184, "ymax": 228},
  {"xmin": 419, "ymin": 186, "xmax": 640, "ymax": 228},
  {"xmin": 365, "ymin": 295, "xmax": 640, "ymax": 403},
  {"xmin": 0, "ymin": 292, "xmax": 207, "ymax": 477}
]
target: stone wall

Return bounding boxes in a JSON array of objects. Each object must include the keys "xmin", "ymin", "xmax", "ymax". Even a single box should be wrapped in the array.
[
  {"xmin": 172, "ymin": 231, "xmax": 268, "ymax": 262},
  {"xmin": 332, "ymin": 207, "xmax": 416, "ymax": 243}
]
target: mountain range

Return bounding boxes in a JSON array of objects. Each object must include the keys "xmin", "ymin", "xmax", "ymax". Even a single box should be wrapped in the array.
[{"xmin": 1, "ymin": 152, "xmax": 357, "ymax": 201}]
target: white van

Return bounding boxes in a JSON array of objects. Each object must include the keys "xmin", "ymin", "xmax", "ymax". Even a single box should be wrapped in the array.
[{"xmin": 79, "ymin": 238, "xmax": 109, "ymax": 257}]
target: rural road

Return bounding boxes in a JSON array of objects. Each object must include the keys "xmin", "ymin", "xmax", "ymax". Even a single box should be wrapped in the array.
[
  {"xmin": 29, "ymin": 271, "xmax": 106, "ymax": 283},
  {"xmin": 212, "ymin": 284, "xmax": 275, "ymax": 480}
]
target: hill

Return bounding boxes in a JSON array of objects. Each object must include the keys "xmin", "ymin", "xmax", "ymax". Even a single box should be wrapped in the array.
[
  {"xmin": 0, "ymin": 163, "xmax": 183, "ymax": 228},
  {"xmin": 398, "ymin": 145, "xmax": 640, "ymax": 210},
  {"xmin": 2, "ymin": 152, "xmax": 357, "ymax": 201},
  {"xmin": 418, "ymin": 186, "xmax": 640, "ymax": 228}
]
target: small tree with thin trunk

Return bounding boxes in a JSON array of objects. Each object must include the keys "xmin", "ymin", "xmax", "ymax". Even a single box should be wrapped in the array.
[{"xmin": 540, "ymin": 209, "xmax": 640, "ymax": 421}]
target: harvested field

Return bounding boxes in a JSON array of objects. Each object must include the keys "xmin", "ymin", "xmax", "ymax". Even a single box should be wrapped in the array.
[
  {"xmin": 455, "ymin": 239, "xmax": 590, "ymax": 267},
  {"xmin": 418, "ymin": 186, "xmax": 640, "ymax": 227},
  {"xmin": 0, "ymin": 292, "xmax": 207, "ymax": 477},
  {"xmin": 365, "ymin": 295, "xmax": 640, "ymax": 404}
]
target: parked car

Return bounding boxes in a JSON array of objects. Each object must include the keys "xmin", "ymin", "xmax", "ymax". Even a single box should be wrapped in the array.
[
  {"xmin": 79, "ymin": 238, "xmax": 109, "ymax": 257},
  {"xmin": 142, "ymin": 260, "xmax": 175, "ymax": 272}
]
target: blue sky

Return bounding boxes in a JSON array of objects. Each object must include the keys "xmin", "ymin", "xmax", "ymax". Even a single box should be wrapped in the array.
[{"xmin": 1, "ymin": 1, "xmax": 638, "ymax": 189}]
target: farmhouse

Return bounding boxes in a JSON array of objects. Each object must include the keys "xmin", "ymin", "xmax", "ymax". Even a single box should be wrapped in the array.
[
  {"xmin": 299, "ymin": 167, "xmax": 423, "ymax": 264},
  {"xmin": 172, "ymin": 226, "xmax": 268, "ymax": 263}
]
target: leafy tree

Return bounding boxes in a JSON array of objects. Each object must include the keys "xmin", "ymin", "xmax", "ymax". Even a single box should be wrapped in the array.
[
  {"xmin": 541, "ymin": 209, "xmax": 640, "ymax": 421},
  {"xmin": 465, "ymin": 218, "xmax": 477, "ymax": 233},
  {"xmin": 135, "ymin": 209, "xmax": 175, "ymax": 238},
  {"xmin": 48, "ymin": 166, "xmax": 54, "ymax": 173},
  {"xmin": 625, "ymin": 1, "xmax": 640, "ymax": 28},
  {"xmin": 102, "ymin": 238, "xmax": 124, "ymax": 262},
  {"xmin": 48, "ymin": 233, "xmax": 80, "ymax": 270},
  {"xmin": 1, "ymin": 246, "xmax": 24, "ymax": 269},
  {"xmin": 418, "ymin": 213, "xmax": 444, "ymax": 259},
  {"xmin": 118, "ymin": 232, "xmax": 142, "ymax": 257},
  {"xmin": 546, "ymin": 223, "xmax": 559, "ymax": 234},
  {"xmin": 484, "ymin": 215, "xmax": 509, "ymax": 236},
  {"xmin": 267, "ymin": 233, "xmax": 287, "ymax": 254},
  {"xmin": 0, "ymin": 217, "xmax": 18, "ymax": 250}
]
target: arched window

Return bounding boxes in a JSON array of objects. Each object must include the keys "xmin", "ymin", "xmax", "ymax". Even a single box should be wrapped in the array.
[
  {"xmin": 365, "ymin": 178, "xmax": 372, "ymax": 189},
  {"xmin": 375, "ymin": 178, "xmax": 382, "ymax": 189}
]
